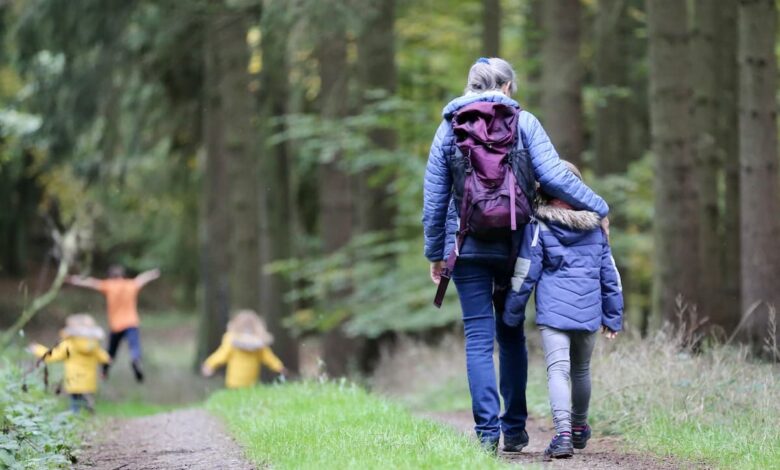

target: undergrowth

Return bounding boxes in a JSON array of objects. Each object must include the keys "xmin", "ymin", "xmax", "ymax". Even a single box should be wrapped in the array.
[{"xmin": 0, "ymin": 361, "xmax": 80, "ymax": 469}]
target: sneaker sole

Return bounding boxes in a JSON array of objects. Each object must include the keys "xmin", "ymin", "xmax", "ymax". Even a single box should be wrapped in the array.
[
  {"xmin": 546, "ymin": 448, "xmax": 574, "ymax": 459},
  {"xmin": 573, "ymin": 441, "xmax": 588, "ymax": 450}
]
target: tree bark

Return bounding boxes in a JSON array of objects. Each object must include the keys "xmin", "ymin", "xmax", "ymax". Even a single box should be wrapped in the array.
[
  {"xmin": 197, "ymin": 9, "xmax": 233, "ymax": 364},
  {"xmin": 594, "ymin": 0, "xmax": 631, "ymax": 175},
  {"xmin": 738, "ymin": 0, "xmax": 780, "ymax": 345},
  {"xmin": 221, "ymin": 12, "xmax": 261, "ymax": 312},
  {"xmin": 258, "ymin": 0, "xmax": 299, "ymax": 372},
  {"xmin": 541, "ymin": 0, "xmax": 584, "ymax": 165},
  {"xmin": 718, "ymin": 0, "xmax": 740, "ymax": 333},
  {"xmin": 646, "ymin": 0, "xmax": 699, "ymax": 324},
  {"xmin": 690, "ymin": 0, "xmax": 723, "ymax": 329},
  {"xmin": 317, "ymin": 16, "xmax": 358, "ymax": 377},
  {"xmin": 482, "ymin": 0, "xmax": 500, "ymax": 57},
  {"xmin": 523, "ymin": 0, "xmax": 543, "ymax": 111}
]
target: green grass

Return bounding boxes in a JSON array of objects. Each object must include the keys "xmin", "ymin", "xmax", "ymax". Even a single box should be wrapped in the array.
[
  {"xmin": 372, "ymin": 333, "xmax": 780, "ymax": 469},
  {"xmin": 206, "ymin": 382, "xmax": 506, "ymax": 470},
  {"xmin": 94, "ymin": 400, "xmax": 178, "ymax": 417}
]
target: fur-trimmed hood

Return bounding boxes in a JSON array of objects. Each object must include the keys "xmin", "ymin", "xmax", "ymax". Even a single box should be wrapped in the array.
[
  {"xmin": 535, "ymin": 203, "xmax": 601, "ymax": 231},
  {"xmin": 535, "ymin": 198, "xmax": 602, "ymax": 246}
]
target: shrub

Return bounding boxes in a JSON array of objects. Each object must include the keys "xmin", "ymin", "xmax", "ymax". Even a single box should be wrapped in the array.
[{"xmin": 0, "ymin": 361, "xmax": 79, "ymax": 469}]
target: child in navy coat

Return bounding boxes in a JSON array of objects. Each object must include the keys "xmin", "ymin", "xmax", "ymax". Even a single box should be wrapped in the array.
[{"xmin": 505, "ymin": 161, "xmax": 623, "ymax": 459}]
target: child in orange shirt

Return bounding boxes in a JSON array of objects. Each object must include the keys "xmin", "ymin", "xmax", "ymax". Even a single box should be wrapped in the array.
[{"xmin": 66, "ymin": 265, "xmax": 160, "ymax": 382}]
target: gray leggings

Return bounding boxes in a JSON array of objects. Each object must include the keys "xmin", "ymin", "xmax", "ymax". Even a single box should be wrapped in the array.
[{"xmin": 539, "ymin": 327, "xmax": 597, "ymax": 434}]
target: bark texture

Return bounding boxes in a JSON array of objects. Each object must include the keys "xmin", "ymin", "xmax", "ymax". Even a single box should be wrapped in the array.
[
  {"xmin": 594, "ymin": 0, "xmax": 631, "ymax": 175},
  {"xmin": 197, "ymin": 10, "xmax": 233, "ymax": 363},
  {"xmin": 318, "ymin": 16, "xmax": 359, "ymax": 377},
  {"xmin": 737, "ymin": 0, "xmax": 780, "ymax": 344},
  {"xmin": 690, "ymin": 0, "xmax": 723, "ymax": 328},
  {"xmin": 258, "ymin": 1, "xmax": 299, "ymax": 372},
  {"xmin": 646, "ymin": 0, "xmax": 700, "ymax": 323},
  {"xmin": 541, "ymin": 0, "xmax": 583, "ymax": 165},
  {"xmin": 482, "ymin": 0, "xmax": 500, "ymax": 57},
  {"xmin": 718, "ymin": 0, "xmax": 741, "ymax": 331}
]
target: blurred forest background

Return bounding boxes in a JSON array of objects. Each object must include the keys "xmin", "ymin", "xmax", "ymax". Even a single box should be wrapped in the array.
[{"xmin": 0, "ymin": 0, "xmax": 778, "ymax": 375}]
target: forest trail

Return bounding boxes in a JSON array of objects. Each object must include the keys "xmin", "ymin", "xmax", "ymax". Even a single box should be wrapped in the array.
[
  {"xmin": 75, "ymin": 409, "xmax": 254, "ymax": 470},
  {"xmin": 422, "ymin": 411, "xmax": 694, "ymax": 469}
]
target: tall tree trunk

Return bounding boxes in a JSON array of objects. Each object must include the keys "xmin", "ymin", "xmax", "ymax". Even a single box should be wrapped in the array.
[
  {"xmin": 482, "ymin": 0, "xmax": 500, "ymax": 57},
  {"xmin": 523, "ymin": 0, "xmax": 543, "ymax": 111},
  {"xmin": 258, "ymin": 1, "xmax": 299, "ymax": 372},
  {"xmin": 357, "ymin": 0, "xmax": 397, "ymax": 235},
  {"xmin": 690, "ymin": 0, "xmax": 723, "ymax": 329},
  {"xmin": 594, "ymin": 0, "xmax": 631, "ymax": 175},
  {"xmin": 223, "ymin": 12, "xmax": 261, "ymax": 312},
  {"xmin": 738, "ymin": 0, "xmax": 780, "ymax": 345},
  {"xmin": 718, "ymin": 0, "xmax": 740, "ymax": 332},
  {"xmin": 540, "ymin": 0, "xmax": 584, "ymax": 165},
  {"xmin": 197, "ymin": 10, "xmax": 233, "ymax": 364},
  {"xmin": 318, "ymin": 18, "xmax": 358, "ymax": 377},
  {"xmin": 646, "ymin": 0, "xmax": 699, "ymax": 324}
]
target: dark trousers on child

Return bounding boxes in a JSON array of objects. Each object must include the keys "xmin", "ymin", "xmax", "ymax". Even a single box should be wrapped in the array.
[
  {"xmin": 105, "ymin": 327, "xmax": 144, "ymax": 382},
  {"xmin": 69, "ymin": 394, "xmax": 94, "ymax": 413},
  {"xmin": 453, "ymin": 259, "xmax": 529, "ymax": 445}
]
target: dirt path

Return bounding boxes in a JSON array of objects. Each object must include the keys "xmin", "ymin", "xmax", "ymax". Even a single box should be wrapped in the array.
[
  {"xmin": 76, "ymin": 409, "xmax": 254, "ymax": 470},
  {"xmin": 423, "ymin": 411, "xmax": 698, "ymax": 469}
]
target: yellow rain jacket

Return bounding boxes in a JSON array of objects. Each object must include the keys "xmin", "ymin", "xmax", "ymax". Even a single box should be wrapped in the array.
[
  {"xmin": 32, "ymin": 337, "xmax": 111, "ymax": 394},
  {"xmin": 204, "ymin": 333, "xmax": 284, "ymax": 388}
]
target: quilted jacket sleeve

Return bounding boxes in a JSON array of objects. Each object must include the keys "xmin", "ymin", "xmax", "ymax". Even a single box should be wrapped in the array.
[
  {"xmin": 520, "ymin": 111, "xmax": 609, "ymax": 217},
  {"xmin": 600, "ymin": 240, "xmax": 624, "ymax": 332},
  {"xmin": 504, "ymin": 222, "xmax": 543, "ymax": 327},
  {"xmin": 422, "ymin": 120, "xmax": 454, "ymax": 261}
]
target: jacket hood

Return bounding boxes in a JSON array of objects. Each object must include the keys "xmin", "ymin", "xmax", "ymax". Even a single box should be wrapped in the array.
[
  {"xmin": 230, "ymin": 333, "xmax": 267, "ymax": 351},
  {"xmin": 442, "ymin": 91, "xmax": 519, "ymax": 120},
  {"xmin": 535, "ymin": 201, "xmax": 601, "ymax": 245}
]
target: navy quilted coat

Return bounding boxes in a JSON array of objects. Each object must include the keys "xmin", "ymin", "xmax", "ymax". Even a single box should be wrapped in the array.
[
  {"xmin": 504, "ymin": 202, "xmax": 624, "ymax": 332},
  {"xmin": 422, "ymin": 92, "xmax": 610, "ymax": 262}
]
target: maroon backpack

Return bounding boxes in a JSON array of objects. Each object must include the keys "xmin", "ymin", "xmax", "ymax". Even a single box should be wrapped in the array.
[{"xmin": 433, "ymin": 101, "xmax": 534, "ymax": 307}]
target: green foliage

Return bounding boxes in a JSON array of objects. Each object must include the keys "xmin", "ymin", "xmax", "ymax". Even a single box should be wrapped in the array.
[
  {"xmin": 0, "ymin": 362, "xmax": 79, "ymax": 469},
  {"xmin": 207, "ymin": 381, "xmax": 506, "ymax": 469}
]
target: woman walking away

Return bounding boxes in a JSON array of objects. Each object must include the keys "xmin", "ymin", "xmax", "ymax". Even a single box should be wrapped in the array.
[
  {"xmin": 504, "ymin": 161, "xmax": 623, "ymax": 459},
  {"xmin": 201, "ymin": 310, "xmax": 287, "ymax": 388},
  {"xmin": 422, "ymin": 58, "xmax": 609, "ymax": 453},
  {"xmin": 29, "ymin": 314, "xmax": 111, "ymax": 413}
]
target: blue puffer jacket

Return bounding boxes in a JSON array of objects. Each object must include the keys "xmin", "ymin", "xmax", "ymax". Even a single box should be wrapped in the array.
[
  {"xmin": 422, "ymin": 92, "xmax": 610, "ymax": 262},
  {"xmin": 504, "ymin": 202, "xmax": 624, "ymax": 332}
]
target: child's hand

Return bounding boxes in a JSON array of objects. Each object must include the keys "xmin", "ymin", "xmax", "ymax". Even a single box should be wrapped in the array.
[
  {"xmin": 601, "ymin": 326, "xmax": 618, "ymax": 340},
  {"xmin": 600, "ymin": 217, "xmax": 611, "ymax": 242},
  {"xmin": 201, "ymin": 364, "xmax": 214, "ymax": 377},
  {"xmin": 25, "ymin": 343, "xmax": 38, "ymax": 355}
]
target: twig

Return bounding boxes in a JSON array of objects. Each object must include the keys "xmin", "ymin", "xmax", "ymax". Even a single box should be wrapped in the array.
[{"xmin": 726, "ymin": 300, "xmax": 763, "ymax": 345}]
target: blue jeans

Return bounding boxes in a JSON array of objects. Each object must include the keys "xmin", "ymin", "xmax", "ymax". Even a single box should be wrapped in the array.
[
  {"xmin": 453, "ymin": 259, "xmax": 528, "ymax": 443},
  {"xmin": 107, "ymin": 327, "xmax": 142, "ymax": 362}
]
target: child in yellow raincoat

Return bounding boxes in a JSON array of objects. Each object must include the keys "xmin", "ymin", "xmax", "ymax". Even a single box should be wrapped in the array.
[
  {"xmin": 201, "ymin": 310, "xmax": 286, "ymax": 388},
  {"xmin": 29, "ymin": 314, "xmax": 111, "ymax": 413}
]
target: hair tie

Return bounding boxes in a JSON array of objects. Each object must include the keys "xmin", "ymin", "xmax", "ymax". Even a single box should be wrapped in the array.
[{"xmin": 476, "ymin": 57, "xmax": 490, "ymax": 64}]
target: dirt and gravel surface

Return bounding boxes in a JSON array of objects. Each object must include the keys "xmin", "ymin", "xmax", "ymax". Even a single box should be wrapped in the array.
[
  {"xmin": 422, "ymin": 411, "xmax": 704, "ymax": 469},
  {"xmin": 75, "ymin": 409, "xmax": 254, "ymax": 470}
]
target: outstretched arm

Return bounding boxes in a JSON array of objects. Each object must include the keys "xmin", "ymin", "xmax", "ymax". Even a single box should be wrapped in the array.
[
  {"xmin": 66, "ymin": 275, "xmax": 103, "ymax": 291},
  {"xmin": 135, "ymin": 268, "xmax": 161, "ymax": 288}
]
